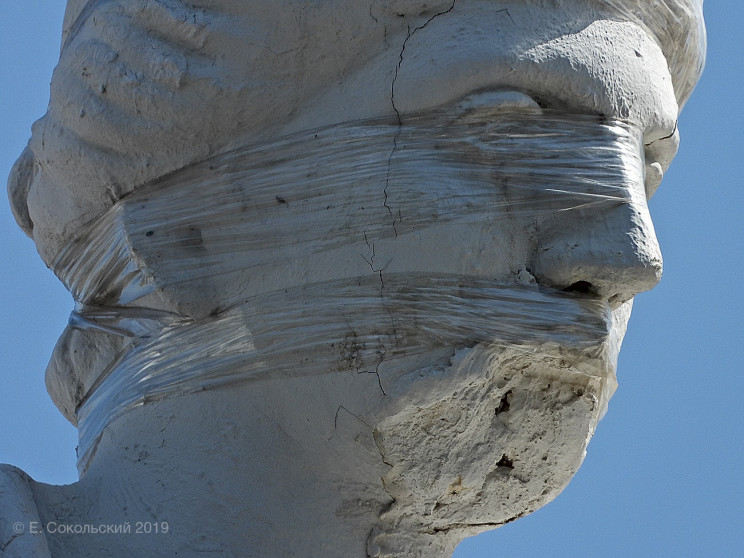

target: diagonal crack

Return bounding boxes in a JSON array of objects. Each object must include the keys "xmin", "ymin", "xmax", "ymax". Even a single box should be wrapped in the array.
[
  {"xmin": 1, "ymin": 533, "xmax": 21, "ymax": 552},
  {"xmin": 361, "ymin": 230, "xmax": 390, "ymax": 291},
  {"xmin": 390, "ymin": 1, "xmax": 457, "ymax": 121},
  {"xmin": 385, "ymin": 1, "xmax": 457, "ymax": 240}
]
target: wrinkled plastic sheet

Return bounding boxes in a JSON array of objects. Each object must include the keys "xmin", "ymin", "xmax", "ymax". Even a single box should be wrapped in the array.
[
  {"xmin": 44, "ymin": 108, "xmax": 648, "ymax": 474},
  {"xmin": 55, "ymin": 111, "xmax": 641, "ymax": 309}
]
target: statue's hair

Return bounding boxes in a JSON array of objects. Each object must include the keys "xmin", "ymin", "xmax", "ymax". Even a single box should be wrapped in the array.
[{"xmin": 598, "ymin": 0, "xmax": 706, "ymax": 107}]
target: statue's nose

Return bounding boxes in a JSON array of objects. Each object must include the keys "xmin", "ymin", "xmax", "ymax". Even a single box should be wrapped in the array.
[{"xmin": 530, "ymin": 182, "xmax": 663, "ymax": 307}]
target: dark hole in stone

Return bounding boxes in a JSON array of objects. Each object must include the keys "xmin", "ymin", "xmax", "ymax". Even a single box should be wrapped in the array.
[
  {"xmin": 495, "ymin": 390, "xmax": 512, "ymax": 415},
  {"xmin": 563, "ymin": 281, "xmax": 594, "ymax": 294},
  {"xmin": 145, "ymin": 230, "xmax": 154, "ymax": 237},
  {"xmin": 496, "ymin": 454, "xmax": 514, "ymax": 469}
]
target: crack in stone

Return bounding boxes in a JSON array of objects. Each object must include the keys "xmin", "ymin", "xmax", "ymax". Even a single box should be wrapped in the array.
[
  {"xmin": 332, "ymin": 405, "xmax": 374, "ymax": 434},
  {"xmin": 390, "ymin": 1, "xmax": 457, "ymax": 121},
  {"xmin": 368, "ymin": 430, "xmax": 397, "ymax": 558},
  {"xmin": 371, "ymin": 360, "xmax": 388, "ymax": 395},
  {"xmin": 645, "ymin": 119, "xmax": 679, "ymax": 146},
  {"xmin": 360, "ymin": 231, "xmax": 389, "ymax": 291},
  {"xmin": 353, "ymin": 345, "xmax": 388, "ymax": 397},
  {"xmin": 384, "ymin": 1, "xmax": 457, "ymax": 245},
  {"xmin": 495, "ymin": 7, "xmax": 515, "ymax": 24},
  {"xmin": 1, "ymin": 533, "xmax": 22, "ymax": 552},
  {"xmin": 424, "ymin": 512, "xmax": 528, "ymax": 534},
  {"xmin": 338, "ymin": 302, "xmax": 388, "ymax": 395},
  {"xmin": 382, "ymin": 172, "xmax": 398, "ymax": 239},
  {"xmin": 372, "ymin": 429, "xmax": 394, "ymax": 470}
]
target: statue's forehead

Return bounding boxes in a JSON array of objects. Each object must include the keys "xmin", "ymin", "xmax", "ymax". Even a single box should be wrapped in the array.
[{"xmin": 61, "ymin": 0, "xmax": 704, "ymax": 106}]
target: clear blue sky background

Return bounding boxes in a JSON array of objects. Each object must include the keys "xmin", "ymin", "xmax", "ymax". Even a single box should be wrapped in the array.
[{"xmin": 1, "ymin": 3, "xmax": 741, "ymax": 556}]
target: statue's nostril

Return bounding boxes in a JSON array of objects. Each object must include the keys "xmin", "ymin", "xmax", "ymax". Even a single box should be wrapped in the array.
[{"xmin": 563, "ymin": 281, "xmax": 596, "ymax": 295}]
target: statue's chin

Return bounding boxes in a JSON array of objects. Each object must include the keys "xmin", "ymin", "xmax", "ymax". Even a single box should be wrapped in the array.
[{"xmin": 368, "ymin": 340, "xmax": 617, "ymax": 556}]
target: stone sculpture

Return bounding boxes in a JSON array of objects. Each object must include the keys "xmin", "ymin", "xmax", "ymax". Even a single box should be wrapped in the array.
[{"xmin": 2, "ymin": 1, "xmax": 705, "ymax": 557}]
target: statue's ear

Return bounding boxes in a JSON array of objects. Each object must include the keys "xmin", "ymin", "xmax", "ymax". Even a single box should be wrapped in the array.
[{"xmin": 7, "ymin": 146, "xmax": 36, "ymax": 237}]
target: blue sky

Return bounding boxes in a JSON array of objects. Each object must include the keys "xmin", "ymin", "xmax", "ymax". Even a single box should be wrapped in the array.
[{"xmin": 1, "ymin": 3, "xmax": 741, "ymax": 556}]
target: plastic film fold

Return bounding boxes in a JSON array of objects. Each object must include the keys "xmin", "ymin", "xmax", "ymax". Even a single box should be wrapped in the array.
[{"xmin": 46, "ymin": 109, "xmax": 643, "ymax": 474}]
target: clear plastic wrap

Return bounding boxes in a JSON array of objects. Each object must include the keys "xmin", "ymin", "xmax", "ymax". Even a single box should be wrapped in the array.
[
  {"xmin": 44, "ymin": 108, "xmax": 647, "ymax": 473},
  {"xmin": 54, "ymin": 111, "xmax": 638, "ymax": 311}
]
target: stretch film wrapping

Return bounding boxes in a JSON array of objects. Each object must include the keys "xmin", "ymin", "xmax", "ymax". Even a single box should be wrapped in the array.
[{"xmin": 44, "ymin": 108, "xmax": 646, "ymax": 474}]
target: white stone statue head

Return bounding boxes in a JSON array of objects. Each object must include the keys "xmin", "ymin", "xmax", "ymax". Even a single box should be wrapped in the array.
[{"xmin": 6, "ymin": 1, "xmax": 705, "ymax": 556}]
